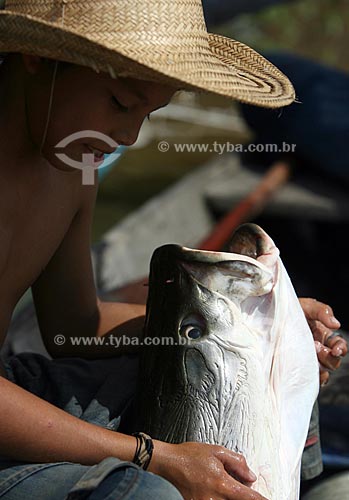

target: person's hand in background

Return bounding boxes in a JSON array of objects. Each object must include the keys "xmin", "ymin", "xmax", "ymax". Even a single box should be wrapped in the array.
[{"xmin": 299, "ymin": 298, "xmax": 347, "ymax": 386}]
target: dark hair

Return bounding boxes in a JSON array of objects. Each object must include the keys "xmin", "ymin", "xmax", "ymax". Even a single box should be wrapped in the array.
[
  {"xmin": 0, "ymin": 53, "xmax": 74, "ymax": 73},
  {"xmin": 41, "ymin": 57, "xmax": 75, "ymax": 73}
]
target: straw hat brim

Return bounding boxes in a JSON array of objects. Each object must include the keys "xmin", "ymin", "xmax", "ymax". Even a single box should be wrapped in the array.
[{"xmin": 0, "ymin": 11, "xmax": 295, "ymax": 108}]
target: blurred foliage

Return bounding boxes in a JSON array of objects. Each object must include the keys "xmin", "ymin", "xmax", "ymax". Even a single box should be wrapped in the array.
[{"xmin": 220, "ymin": 0, "xmax": 349, "ymax": 71}]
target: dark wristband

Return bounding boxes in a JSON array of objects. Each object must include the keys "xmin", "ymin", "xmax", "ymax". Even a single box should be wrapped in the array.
[{"xmin": 132, "ymin": 432, "xmax": 154, "ymax": 470}]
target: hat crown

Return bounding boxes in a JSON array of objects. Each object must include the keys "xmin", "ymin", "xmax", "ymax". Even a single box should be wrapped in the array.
[{"xmin": 4, "ymin": 0, "xmax": 208, "ymax": 36}]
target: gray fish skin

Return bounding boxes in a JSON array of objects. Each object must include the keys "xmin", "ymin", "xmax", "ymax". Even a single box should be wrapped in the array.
[
  {"xmin": 137, "ymin": 246, "xmax": 270, "ymax": 444},
  {"xmin": 135, "ymin": 224, "xmax": 319, "ymax": 500}
]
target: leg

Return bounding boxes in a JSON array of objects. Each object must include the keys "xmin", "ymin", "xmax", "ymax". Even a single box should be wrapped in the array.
[
  {"xmin": 0, "ymin": 458, "xmax": 183, "ymax": 500},
  {"xmin": 301, "ymin": 402, "xmax": 323, "ymax": 481},
  {"xmin": 68, "ymin": 457, "xmax": 183, "ymax": 500}
]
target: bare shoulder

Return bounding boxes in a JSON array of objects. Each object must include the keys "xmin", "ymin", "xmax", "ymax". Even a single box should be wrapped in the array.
[{"xmin": 0, "ymin": 159, "xmax": 98, "ymax": 349}]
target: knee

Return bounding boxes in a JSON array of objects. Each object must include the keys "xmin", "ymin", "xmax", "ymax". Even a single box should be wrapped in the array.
[{"xmin": 83, "ymin": 463, "xmax": 183, "ymax": 500}]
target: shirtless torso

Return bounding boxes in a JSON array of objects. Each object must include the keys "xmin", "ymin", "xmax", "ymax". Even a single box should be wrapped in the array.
[
  {"xmin": 0, "ymin": 153, "xmax": 84, "ymax": 374},
  {"xmin": 0, "ymin": 53, "xmax": 175, "ymax": 376}
]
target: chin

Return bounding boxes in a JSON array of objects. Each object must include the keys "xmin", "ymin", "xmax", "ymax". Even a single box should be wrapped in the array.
[{"xmin": 42, "ymin": 147, "xmax": 82, "ymax": 173}]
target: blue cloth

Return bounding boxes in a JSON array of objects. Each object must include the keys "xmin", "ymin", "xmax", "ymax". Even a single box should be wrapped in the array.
[
  {"xmin": 98, "ymin": 146, "xmax": 127, "ymax": 182},
  {"xmin": 0, "ymin": 353, "xmax": 183, "ymax": 499},
  {"xmin": 239, "ymin": 52, "xmax": 349, "ymax": 182}
]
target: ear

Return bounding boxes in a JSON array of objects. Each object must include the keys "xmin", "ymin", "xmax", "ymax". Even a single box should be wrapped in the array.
[{"xmin": 21, "ymin": 54, "xmax": 43, "ymax": 74}]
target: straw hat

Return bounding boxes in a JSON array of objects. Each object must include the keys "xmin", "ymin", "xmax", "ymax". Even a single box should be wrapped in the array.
[{"xmin": 0, "ymin": 0, "xmax": 295, "ymax": 108}]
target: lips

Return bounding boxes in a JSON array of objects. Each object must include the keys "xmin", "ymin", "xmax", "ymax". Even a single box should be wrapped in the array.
[
  {"xmin": 84, "ymin": 143, "xmax": 119, "ymax": 164},
  {"xmin": 85, "ymin": 145, "xmax": 106, "ymax": 159},
  {"xmin": 87, "ymin": 143, "xmax": 120, "ymax": 154}
]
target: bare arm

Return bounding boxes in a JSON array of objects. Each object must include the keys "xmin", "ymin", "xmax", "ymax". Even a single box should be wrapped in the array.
[
  {"xmin": 0, "ymin": 374, "xmax": 137, "ymax": 464},
  {"xmin": 31, "ymin": 179, "xmax": 145, "ymax": 358},
  {"xmin": 0, "ymin": 375, "xmax": 265, "ymax": 500}
]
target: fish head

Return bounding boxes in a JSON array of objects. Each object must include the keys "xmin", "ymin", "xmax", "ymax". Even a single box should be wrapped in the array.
[
  {"xmin": 136, "ymin": 224, "xmax": 279, "ymax": 442},
  {"xmin": 144, "ymin": 223, "xmax": 278, "ymax": 350},
  {"xmin": 134, "ymin": 224, "xmax": 319, "ymax": 500}
]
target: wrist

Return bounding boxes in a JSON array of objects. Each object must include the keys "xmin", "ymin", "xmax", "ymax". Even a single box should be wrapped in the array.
[
  {"xmin": 131, "ymin": 432, "xmax": 154, "ymax": 470},
  {"xmin": 147, "ymin": 439, "xmax": 175, "ymax": 475},
  {"xmin": 109, "ymin": 431, "xmax": 139, "ymax": 462}
]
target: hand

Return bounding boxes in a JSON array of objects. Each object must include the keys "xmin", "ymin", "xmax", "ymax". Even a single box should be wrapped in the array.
[
  {"xmin": 299, "ymin": 298, "xmax": 348, "ymax": 386},
  {"xmin": 151, "ymin": 441, "xmax": 268, "ymax": 500}
]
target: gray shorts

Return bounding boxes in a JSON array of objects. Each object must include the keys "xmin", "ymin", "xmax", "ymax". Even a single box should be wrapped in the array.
[{"xmin": 301, "ymin": 401, "xmax": 323, "ymax": 481}]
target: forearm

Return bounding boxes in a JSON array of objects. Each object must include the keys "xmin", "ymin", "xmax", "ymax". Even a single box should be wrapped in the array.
[
  {"xmin": 96, "ymin": 300, "xmax": 145, "ymax": 338},
  {"xmin": 0, "ymin": 375, "xmax": 135, "ymax": 464},
  {"xmin": 50, "ymin": 300, "xmax": 145, "ymax": 359},
  {"xmin": 0, "ymin": 376, "xmax": 263, "ymax": 500},
  {"xmin": 0, "ymin": 375, "xmax": 169, "ymax": 473}
]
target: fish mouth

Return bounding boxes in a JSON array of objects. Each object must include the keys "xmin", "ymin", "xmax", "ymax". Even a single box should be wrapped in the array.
[
  {"xmin": 228, "ymin": 223, "xmax": 270, "ymax": 259},
  {"xmin": 228, "ymin": 223, "xmax": 279, "ymax": 268},
  {"xmin": 154, "ymin": 224, "xmax": 278, "ymax": 277}
]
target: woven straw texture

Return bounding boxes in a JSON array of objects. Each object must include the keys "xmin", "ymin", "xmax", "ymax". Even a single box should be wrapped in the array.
[{"xmin": 0, "ymin": 0, "xmax": 295, "ymax": 108}]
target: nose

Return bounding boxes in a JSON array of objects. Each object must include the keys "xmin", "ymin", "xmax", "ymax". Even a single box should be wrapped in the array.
[
  {"xmin": 115, "ymin": 114, "xmax": 146, "ymax": 147},
  {"xmin": 119, "ymin": 134, "xmax": 137, "ymax": 147}
]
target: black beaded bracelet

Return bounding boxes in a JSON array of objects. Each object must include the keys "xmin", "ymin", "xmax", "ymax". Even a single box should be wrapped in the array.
[{"xmin": 132, "ymin": 432, "xmax": 154, "ymax": 470}]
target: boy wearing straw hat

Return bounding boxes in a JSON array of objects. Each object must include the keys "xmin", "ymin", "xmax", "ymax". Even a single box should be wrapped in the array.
[{"xmin": 0, "ymin": 1, "xmax": 346, "ymax": 499}]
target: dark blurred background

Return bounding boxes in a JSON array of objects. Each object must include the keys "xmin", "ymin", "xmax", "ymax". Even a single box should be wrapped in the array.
[{"xmin": 92, "ymin": 0, "xmax": 349, "ymax": 328}]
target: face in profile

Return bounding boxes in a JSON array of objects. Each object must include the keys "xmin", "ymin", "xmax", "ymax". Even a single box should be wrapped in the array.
[{"xmin": 17, "ymin": 55, "xmax": 177, "ymax": 172}]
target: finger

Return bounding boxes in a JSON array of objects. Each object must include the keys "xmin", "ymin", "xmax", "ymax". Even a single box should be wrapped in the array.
[
  {"xmin": 318, "ymin": 351, "xmax": 330, "ymax": 386},
  {"xmin": 320, "ymin": 369, "xmax": 330, "ymax": 387},
  {"xmin": 216, "ymin": 450, "xmax": 257, "ymax": 484},
  {"xmin": 315, "ymin": 342, "xmax": 341, "ymax": 371},
  {"xmin": 311, "ymin": 327, "xmax": 348, "ymax": 357},
  {"xmin": 308, "ymin": 319, "xmax": 332, "ymax": 344},
  {"xmin": 329, "ymin": 337, "xmax": 348, "ymax": 358},
  {"xmin": 299, "ymin": 298, "xmax": 341, "ymax": 329},
  {"xmin": 224, "ymin": 478, "xmax": 269, "ymax": 500}
]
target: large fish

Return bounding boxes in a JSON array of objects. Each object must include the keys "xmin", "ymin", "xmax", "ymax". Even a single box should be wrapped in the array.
[{"xmin": 135, "ymin": 223, "xmax": 319, "ymax": 500}]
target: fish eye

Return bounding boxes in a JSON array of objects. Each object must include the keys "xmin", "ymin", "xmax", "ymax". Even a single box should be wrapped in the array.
[{"xmin": 180, "ymin": 325, "xmax": 203, "ymax": 340}]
